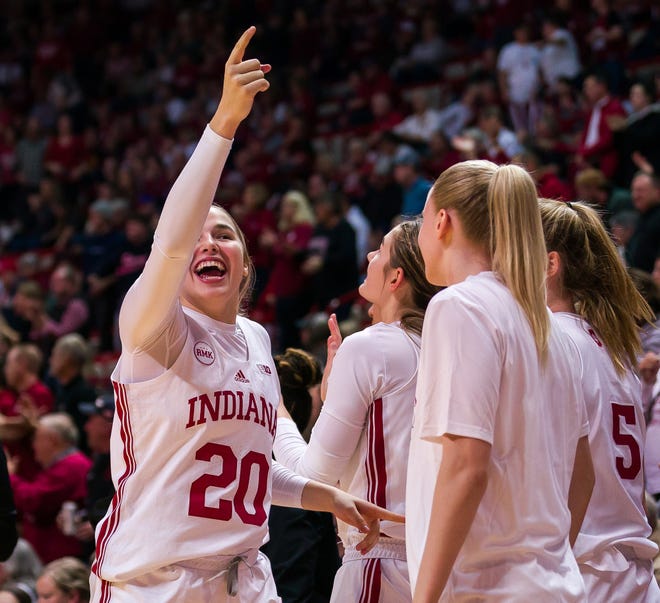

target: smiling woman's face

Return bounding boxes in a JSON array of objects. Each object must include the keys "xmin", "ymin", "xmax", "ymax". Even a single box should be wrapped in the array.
[{"xmin": 181, "ymin": 206, "xmax": 249, "ymax": 323}]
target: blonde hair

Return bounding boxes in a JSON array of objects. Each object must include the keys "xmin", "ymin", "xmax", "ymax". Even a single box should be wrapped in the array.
[
  {"xmin": 40, "ymin": 557, "xmax": 90, "ymax": 602},
  {"xmin": 211, "ymin": 204, "xmax": 255, "ymax": 314},
  {"xmin": 279, "ymin": 190, "xmax": 315, "ymax": 230},
  {"xmin": 11, "ymin": 343, "xmax": 43, "ymax": 375},
  {"xmin": 539, "ymin": 199, "xmax": 654, "ymax": 375},
  {"xmin": 53, "ymin": 333, "xmax": 90, "ymax": 369},
  {"xmin": 429, "ymin": 160, "xmax": 550, "ymax": 359},
  {"xmin": 39, "ymin": 413, "xmax": 79, "ymax": 447}
]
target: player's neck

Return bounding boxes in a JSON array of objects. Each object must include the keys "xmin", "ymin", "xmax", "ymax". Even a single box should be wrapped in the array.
[
  {"xmin": 547, "ymin": 296, "xmax": 575, "ymax": 314},
  {"xmin": 442, "ymin": 246, "xmax": 491, "ymax": 286},
  {"xmin": 377, "ymin": 296, "xmax": 403, "ymax": 325}
]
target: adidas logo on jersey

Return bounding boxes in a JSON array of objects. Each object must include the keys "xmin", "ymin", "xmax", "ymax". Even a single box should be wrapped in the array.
[{"xmin": 234, "ymin": 370, "xmax": 250, "ymax": 383}]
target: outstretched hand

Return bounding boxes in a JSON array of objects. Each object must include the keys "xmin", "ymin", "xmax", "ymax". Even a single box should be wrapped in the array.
[
  {"xmin": 211, "ymin": 26, "xmax": 271, "ymax": 139},
  {"xmin": 640, "ymin": 351, "xmax": 660, "ymax": 385},
  {"xmin": 331, "ymin": 490, "xmax": 405, "ymax": 554},
  {"xmin": 301, "ymin": 480, "xmax": 404, "ymax": 554},
  {"xmin": 320, "ymin": 313, "xmax": 342, "ymax": 400}
]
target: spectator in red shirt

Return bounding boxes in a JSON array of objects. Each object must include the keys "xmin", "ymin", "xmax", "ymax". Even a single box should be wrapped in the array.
[
  {"xmin": 0, "ymin": 344, "xmax": 53, "ymax": 480},
  {"xmin": 365, "ymin": 92, "xmax": 404, "ymax": 152},
  {"xmin": 514, "ymin": 149, "xmax": 573, "ymax": 201},
  {"xmin": 234, "ymin": 182, "xmax": 277, "ymax": 307},
  {"xmin": 577, "ymin": 70, "xmax": 626, "ymax": 179},
  {"xmin": 8, "ymin": 413, "xmax": 91, "ymax": 564},
  {"xmin": 260, "ymin": 190, "xmax": 315, "ymax": 351},
  {"xmin": 33, "ymin": 20, "xmax": 70, "ymax": 76},
  {"xmin": 43, "ymin": 114, "xmax": 87, "ymax": 185},
  {"xmin": 422, "ymin": 131, "xmax": 461, "ymax": 180}
]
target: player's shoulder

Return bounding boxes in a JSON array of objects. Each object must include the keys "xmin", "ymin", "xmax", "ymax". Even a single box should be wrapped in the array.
[
  {"xmin": 237, "ymin": 315, "xmax": 271, "ymax": 346},
  {"xmin": 340, "ymin": 322, "xmax": 414, "ymax": 358},
  {"xmin": 551, "ymin": 313, "xmax": 602, "ymax": 359},
  {"xmin": 548, "ymin": 314, "xmax": 585, "ymax": 373},
  {"xmin": 430, "ymin": 272, "xmax": 505, "ymax": 315}
]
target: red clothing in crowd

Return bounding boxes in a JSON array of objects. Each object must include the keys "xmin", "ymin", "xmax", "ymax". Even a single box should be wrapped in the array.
[
  {"xmin": 11, "ymin": 449, "xmax": 92, "ymax": 563},
  {"xmin": 44, "ymin": 134, "xmax": 86, "ymax": 181},
  {"xmin": 537, "ymin": 172, "xmax": 573, "ymax": 202},
  {"xmin": 267, "ymin": 223, "xmax": 314, "ymax": 298},
  {"xmin": 0, "ymin": 383, "xmax": 54, "ymax": 480},
  {"xmin": 371, "ymin": 109, "xmax": 404, "ymax": 134},
  {"xmin": 578, "ymin": 96, "xmax": 626, "ymax": 179},
  {"xmin": 240, "ymin": 208, "xmax": 277, "ymax": 272}
]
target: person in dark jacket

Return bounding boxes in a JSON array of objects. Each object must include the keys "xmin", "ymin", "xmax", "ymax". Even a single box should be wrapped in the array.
[
  {"xmin": 0, "ymin": 447, "xmax": 18, "ymax": 561},
  {"xmin": 263, "ymin": 348, "xmax": 341, "ymax": 603}
]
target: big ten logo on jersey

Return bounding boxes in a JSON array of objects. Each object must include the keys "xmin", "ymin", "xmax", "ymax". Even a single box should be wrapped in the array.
[{"xmin": 185, "ymin": 389, "xmax": 277, "ymax": 437}]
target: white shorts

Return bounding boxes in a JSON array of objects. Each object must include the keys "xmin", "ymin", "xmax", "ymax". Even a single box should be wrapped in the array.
[
  {"xmin": 330, "ymin": 537, "xmax": 410, "ymax": 603},
  {"xmin": 580, "ymin": 551, "xmax": 660, "ymax": 603},
  {"xmin": 90, "ymin": 550, "xmax": 280, "ymax": 603}
]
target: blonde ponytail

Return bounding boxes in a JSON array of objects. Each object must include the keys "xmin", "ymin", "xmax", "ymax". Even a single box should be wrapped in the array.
[
  {"xmin": 428, "ymin": 161, "xmax": 549, "ymax": 360},
  {"xmin": 488, "ymin": 166, "xmax": 550, "ymax": 360},
  {"xmin": 539, "ymin": 199, "xmax": 654, "ymax": 375}
]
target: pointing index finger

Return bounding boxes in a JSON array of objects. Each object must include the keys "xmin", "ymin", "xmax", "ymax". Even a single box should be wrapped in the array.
[{"xmin": 228, "ymin": 26, "xmax": 256, "ymax": 65}]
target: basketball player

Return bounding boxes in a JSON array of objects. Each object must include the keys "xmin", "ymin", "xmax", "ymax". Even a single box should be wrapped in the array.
[
  {"xmin": 408, "ymin": 161, "xmax": 595, "ymax": 602},
  {"xmin": 90, "ymin": 27, "xmax": 402, "ymax": 603},
  {"xmin": 540, "ymin": 198, "xmax": 660, "ymax": 602},
  {"xmin": 275, "ymin": 219, "xmax": 440, "ymax": 602}
]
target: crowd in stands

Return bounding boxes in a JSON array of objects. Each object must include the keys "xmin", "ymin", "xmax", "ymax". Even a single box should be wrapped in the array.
[{"xmin": 0, "ymin": 0, "xmax": 659, "ymax": 599}]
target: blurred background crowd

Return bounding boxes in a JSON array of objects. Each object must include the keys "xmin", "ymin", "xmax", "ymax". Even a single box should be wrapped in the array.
[{"xmin": 0, "ymin": 0, "xmax": 659, "ymax": 601}]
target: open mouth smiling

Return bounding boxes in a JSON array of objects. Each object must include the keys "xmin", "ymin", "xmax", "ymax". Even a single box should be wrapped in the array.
[{"xmin": 194, "ymin": 259, "xmax": 227, "ymax": 281}]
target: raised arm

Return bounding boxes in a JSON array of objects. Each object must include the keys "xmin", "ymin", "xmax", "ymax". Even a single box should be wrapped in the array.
[{"xmin": 119, "ymin": 27, "xmax": 270, "ymax": 352}]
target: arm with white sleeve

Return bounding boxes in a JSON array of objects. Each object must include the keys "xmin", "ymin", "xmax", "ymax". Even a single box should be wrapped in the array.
[
  {"xmin": 272, "ymin": 459, "xmax": 404, "ymax": 554},
  {"xmin": 118, "ymin": 129, "xmax": 233, "ymax": 354},
  {"xmin": 118, "ymin": 27, "xmax": 270, "ymax": 358},
  {"xmin": 274, "ymin": 331, "xmax": 384, "ymax": 485}
]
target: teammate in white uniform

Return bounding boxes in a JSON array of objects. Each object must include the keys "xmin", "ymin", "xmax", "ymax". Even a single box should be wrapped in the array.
[
  {"xmin": 274, "ymin": 219, "xmax": 440, "ymax": 602},
  {"xmin": 89, "ymin": 28, "xmax": 402, "ymax": 603},
  {"xmin": 540, "ymin": 198, "xmax": 660, "ymax": 602},
  {"xmin": 408, "ymin": 160, "xmax": 595, "ymax": 602}
]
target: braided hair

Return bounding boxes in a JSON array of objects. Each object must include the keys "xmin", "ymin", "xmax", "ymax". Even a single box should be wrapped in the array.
[{"xmin": 274, "ymin": 348, "xmax": 322, "ymax": 433}]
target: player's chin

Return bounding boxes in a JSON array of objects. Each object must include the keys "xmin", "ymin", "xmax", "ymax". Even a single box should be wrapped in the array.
[{"xmin": 357, "ymin": 282, "xmax": 372, "ymax": 302}]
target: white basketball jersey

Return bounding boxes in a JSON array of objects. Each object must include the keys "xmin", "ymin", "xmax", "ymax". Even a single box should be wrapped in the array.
[
  {"xmin": 407, "ymin": 272, "xmax": 588, "ymax": 601},
  {"xmin": 93, "ymin": 312, "xmax": 280, "ymax": 582},
  {"xmin": 554, "ymin": 313, "xmax": 658, "ymax": 565},
  {"xmin": 275, "ymin": 322, "xmax": 419, "ymax": 546}
]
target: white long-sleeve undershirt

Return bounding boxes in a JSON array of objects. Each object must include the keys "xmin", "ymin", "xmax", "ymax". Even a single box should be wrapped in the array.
[{"xmin": 115, "ymin": 125, "xmax": 307, "ymax": 509}]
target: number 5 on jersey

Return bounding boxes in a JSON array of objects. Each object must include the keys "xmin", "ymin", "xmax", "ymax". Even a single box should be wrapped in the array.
[{"xmin": 611, "ymin": 402, "xmax": 642, "ymax": 480}]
